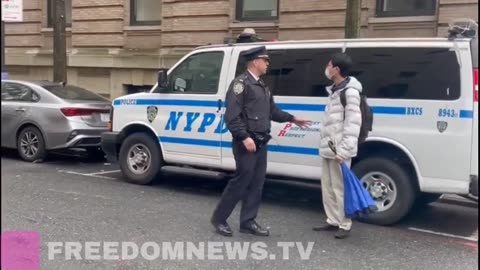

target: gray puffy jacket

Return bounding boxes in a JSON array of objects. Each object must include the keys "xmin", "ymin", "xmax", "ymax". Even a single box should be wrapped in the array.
[{"xmin": 319, "ymin": 77, "xmax": 362, "ymax": 160}]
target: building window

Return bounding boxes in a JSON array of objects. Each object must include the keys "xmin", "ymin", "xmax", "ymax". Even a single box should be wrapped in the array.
[
  {"xmin": 236, "ymin": 0, "xmax": 279, "ymax": 21},
  {"xmin": 47, "ymin": 0, "xmax": 72, "ymax": 28},
  {"xmin": 127, "ymin": 85, "xmax": 153, "ymax": 94},
  {"xmin": 130, "ymin": 0, "xmax": 162, "ymax": 26},
  {"xmin": 376, "ymin": 0, "xmax": 437, "ymax": 17}
]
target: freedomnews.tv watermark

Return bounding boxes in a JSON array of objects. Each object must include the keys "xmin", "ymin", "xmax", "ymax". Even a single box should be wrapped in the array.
[
  {"xmin": 1, "ymin": 231, "xmax": 315, "ymax": 269},
  {"xmin": 47, "ymin": 241, "xmax": 315, "ymax": 261}
]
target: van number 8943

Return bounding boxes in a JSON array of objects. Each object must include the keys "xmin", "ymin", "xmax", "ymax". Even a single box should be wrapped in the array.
[{"xmin": 438, "ymin": 109, "xmax": 458, "ymax": 118}]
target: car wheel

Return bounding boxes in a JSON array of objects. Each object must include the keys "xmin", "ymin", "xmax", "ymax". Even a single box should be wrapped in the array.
[
  {"xmin": 17, "ymin": 126, "xmax": 47, "ymax": 162},
  {"xmin": 119, "ymin": 132, "xmax": 164, "ymax": 185},
  {"xmin": 352, "ymin": 157, "xmax": 417, "ymax": 226}
]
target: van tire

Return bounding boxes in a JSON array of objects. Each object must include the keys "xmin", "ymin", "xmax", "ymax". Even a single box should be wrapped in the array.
[
  {"xmin": 352, "ymin": 158, "xmax": 416, "ymax": 226},
  {"xmin": 119, "ymin": 132, "xmax": 164, "ymax": 185}
]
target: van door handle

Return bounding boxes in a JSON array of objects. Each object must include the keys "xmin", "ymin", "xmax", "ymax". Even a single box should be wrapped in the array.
[
  {"xmin": 217, "ymin": 99, "xmax": 222, "ymax": 112},
  {"xmin": 15, "ymin": 107, "xmax": 26, "ymax": 112}
]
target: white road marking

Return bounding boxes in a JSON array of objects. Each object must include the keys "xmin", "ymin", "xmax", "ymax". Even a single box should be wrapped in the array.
[
  {"xmin": 47, "ymin": 189, "xmax": 81, "ymax": 196},
  {"xmin": 408, "ymin": 227, "xmax": 478, "ymax": 242},
  {"xmin": 87, "ymin": 170, "xmax": 121, "ymax": 175},
  {"xmin": 48, "ymin": 188, "xmax": 112, "ymax": 200},
  {"xmin": 57, "ymin": 170, "xmax": 117, "ymax": 180}
]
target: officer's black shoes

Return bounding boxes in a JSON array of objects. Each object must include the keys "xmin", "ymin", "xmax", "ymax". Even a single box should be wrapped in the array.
[
  {"xmin": 211, "ymin": 218, "xmax": 233, "ymax": 237},
  {"xmin": 312, "ymin": 224, "xmax": 338, "ymax": 231},
  {"xmin": 239, "ymin": 221, "xmax": 270, "ymax": 237},
  {"xmin": 334, "ymin": 228, "xmax": 351, "ymax": 239}
]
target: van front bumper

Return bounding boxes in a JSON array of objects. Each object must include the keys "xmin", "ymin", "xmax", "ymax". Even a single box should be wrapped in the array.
[
  {"xmin": 101, "ymin": 132, "xmax": 121, "ymax": 163},
  {"xmin": 469, "ymin": 175, "xmax": 478, "ymax": 197}
]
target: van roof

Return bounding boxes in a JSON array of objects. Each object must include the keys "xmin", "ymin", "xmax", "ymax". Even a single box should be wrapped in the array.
[{"xmin": 196, "ymin": 37, "xmax": 473, "ymax": 50}]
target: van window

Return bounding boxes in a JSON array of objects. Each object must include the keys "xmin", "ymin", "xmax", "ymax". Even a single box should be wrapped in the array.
[
  {"xmin": 166, "ymin": 51, "xmax": 224, "ymax": 94},
  {"xmin": 235, "ymin": 48, "xmax": 342, "ymax": 97},
  {"xmin": 346, "ymin": 47, "xmax": 461, "ymax": 100}
]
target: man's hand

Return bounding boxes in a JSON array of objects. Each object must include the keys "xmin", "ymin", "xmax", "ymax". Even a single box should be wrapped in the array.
[
  {"xmin": 293, "ymin": 117, "xmax": 312, "ymax": 129},
  {"xmin": 335, "ymin": 155, "xmax": 344, "ymax": 164},
  {"xmin": 243, "ymin": 137, "xmax": 256, "ymax": 153}
]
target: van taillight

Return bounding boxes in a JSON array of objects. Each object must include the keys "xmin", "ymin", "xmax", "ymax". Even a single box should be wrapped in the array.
[{"xmin": 474, "ymin": 69, "xmax": 478, "ymax": 102}]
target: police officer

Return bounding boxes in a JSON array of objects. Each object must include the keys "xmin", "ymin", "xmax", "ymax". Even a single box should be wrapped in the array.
[{"xmin": 210, "ymin": 46, "xmax": 311, "ymax": 237}]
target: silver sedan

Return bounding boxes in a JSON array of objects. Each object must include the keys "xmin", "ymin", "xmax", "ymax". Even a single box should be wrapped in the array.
[{"xmin": 1, "ymin": 80, "xmax": 111, "ymax": 162}]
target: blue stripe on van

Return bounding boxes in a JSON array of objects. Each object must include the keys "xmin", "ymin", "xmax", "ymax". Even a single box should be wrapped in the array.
[
  {"xmin": 113, "ymin": 99, "xmax": 219, "ymax": 107},
  {"xmin": 113, "ymin": 99, "xmax": 473, "ymax": 119},
  {"xmin": 276, "ymin": 104, "xmax": 326, "ymax": 112},
  {"xmin": 159, "ymin": 136, "xmax": 320, "ymax": 156},
  {"xmin": 460, "ymin": 110, "xmax": 474, "ymax": 119},
  {"xmin": 371, "ymin": 106, "xmax": 406, "ymax": 115}
]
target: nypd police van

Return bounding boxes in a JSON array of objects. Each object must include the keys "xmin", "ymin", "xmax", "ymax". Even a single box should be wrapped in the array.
[{"xmin": 102, "ymin": 20, "xmax": 478, "ymax": 225}]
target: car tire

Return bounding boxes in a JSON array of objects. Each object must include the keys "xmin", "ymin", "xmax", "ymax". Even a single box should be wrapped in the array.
[
  {"xmin": 352, "ymin": 157, "xmax": 417, "ymax": 226},
  {"xmin": 17, "ymin": 126, "xmax": 47, "ymax": 162},
  {"xmin": 119, "ymin": 132, "xmax": 164, "ymax": 185}
]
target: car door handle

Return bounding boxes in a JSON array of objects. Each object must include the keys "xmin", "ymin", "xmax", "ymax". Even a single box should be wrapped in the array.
[
  {"xmin": 15, "ymin": 108, "xmax": 26, "ymax": 112},
  {"xmin": 217, "ymin": 99, "xmax": 222, "ymax": 113}
]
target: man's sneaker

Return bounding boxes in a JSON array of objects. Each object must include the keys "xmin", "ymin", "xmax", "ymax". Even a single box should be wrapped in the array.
[
  {"xmin": 312, "ymin": 224, "xmax": 338, "ymax": 231},
  {"xmin": 334, "ymin": 228, "xmax": 351, "ymax": 239}
]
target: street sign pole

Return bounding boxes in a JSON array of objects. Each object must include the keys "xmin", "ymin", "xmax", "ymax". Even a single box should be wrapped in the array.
[
  {"xmin": 2, "ymin": 20, "xmax": 5, "ymax": 73},
  {"xmin": 53, "ymin": 0, "xmax": 67, "ymax": 83}
]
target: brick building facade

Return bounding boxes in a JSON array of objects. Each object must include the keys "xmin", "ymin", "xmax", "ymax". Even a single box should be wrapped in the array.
[{"xmin": 3, "ymin": 0, "xmax": 478, "ymax": 99}]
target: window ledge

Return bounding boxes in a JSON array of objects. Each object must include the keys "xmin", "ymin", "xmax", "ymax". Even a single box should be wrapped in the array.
[
  {"xmin": 229, "ymin": 21, "xmax": 279, "ymax": 28},
  {"xmin": 369, "ymin": 16, "xmax": 437, "ymax": 24},
  {"xmin": 41, "ymin": 27, "xmax": 72, "ymax": 33},
  {"xmin": 124, "ymin": 25, "xmax": 162, "ymax": 31}
]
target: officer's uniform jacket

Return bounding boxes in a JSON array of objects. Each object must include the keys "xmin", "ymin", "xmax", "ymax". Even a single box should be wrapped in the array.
[{"xmin": 224, "ymin": 71, "xmax": 294, "ymax": 141}]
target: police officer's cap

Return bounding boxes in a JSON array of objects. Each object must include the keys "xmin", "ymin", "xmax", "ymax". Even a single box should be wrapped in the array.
[{"xmin": 242, "ymin": 46, "xmax": 270, "ymax": 62}]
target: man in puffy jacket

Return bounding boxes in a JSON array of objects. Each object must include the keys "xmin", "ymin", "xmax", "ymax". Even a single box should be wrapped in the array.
[{"xmin": 313, "ymin": 53, "xmax": 362, "ymax": 239}]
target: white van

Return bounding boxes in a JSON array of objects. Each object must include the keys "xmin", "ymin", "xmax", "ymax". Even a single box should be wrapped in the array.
[{"xmin": 102, "ymin": 22, "xmax": 478, "ymax": 225}]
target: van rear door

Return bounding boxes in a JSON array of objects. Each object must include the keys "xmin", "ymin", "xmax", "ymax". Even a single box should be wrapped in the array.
[{"xmin": 470, "ymin": 36, "xmax": 478, "ymax": 182}]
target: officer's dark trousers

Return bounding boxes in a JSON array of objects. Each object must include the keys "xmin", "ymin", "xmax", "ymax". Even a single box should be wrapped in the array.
[{"xmin": 212, "ymin": 140, "xmax": 267, "ymax": 226}]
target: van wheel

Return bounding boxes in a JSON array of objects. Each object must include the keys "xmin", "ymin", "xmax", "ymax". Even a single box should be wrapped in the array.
[
  {"xmin": 119, "ymin": 132, "xmax": 164, "ymax": 185},
  {"xmin": 352, "ymin": 158, "xmax": 416, "ymax": 226},
  {"xmin": 17, "ymin": 126, "xmax": 47, "ymax": 162}
]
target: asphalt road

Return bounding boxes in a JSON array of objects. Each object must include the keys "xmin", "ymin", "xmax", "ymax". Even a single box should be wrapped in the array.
[{"xmin": 1, "ymin": 150, "xmax": 478, "ymax": 270}]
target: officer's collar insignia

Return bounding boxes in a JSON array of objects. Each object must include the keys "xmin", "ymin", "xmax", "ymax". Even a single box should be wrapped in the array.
[
  {"xmin": 147, "ymin": 106, "xmax": 158, "ymax": 123},
  {"xmin": 233, "ymin": 82, "xmax": 244, "ymax": 95}
]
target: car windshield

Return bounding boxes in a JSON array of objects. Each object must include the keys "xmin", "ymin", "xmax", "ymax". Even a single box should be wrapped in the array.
[{"xmin": 43, "ymin": 85, "xmax": 108, "ymax": 101}]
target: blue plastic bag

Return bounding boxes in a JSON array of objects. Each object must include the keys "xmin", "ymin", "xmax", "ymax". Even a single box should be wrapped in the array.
[{"xmin": 341, "ymin": 163, "xmax": 378, "ymax": 218}]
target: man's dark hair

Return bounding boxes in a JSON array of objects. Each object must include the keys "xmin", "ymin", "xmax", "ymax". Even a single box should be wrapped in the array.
[{"xmin": 330, "ymin": 53, "xmax": 353, "ymax": 77}]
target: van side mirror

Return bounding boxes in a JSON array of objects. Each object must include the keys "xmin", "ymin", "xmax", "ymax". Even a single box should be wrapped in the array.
[{"xmin": 157, "ymin": 69, "xmax": 168, "ymax": 88}]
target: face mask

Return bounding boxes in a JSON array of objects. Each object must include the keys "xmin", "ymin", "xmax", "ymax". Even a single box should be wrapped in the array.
[{"xmin": 325, "ymin": 67, "xmax": 333, "ymax": 80}]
